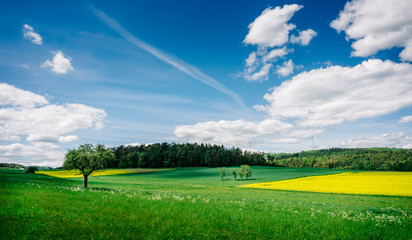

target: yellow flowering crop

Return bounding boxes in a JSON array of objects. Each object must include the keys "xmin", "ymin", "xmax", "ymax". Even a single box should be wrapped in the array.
[
  {"xmin": 239, "ymin": 172, "xmax": 412, "ymax": 197},
  {"xmin": 37, "ymin": 169, "xmax": 135, "ymax": 178}
]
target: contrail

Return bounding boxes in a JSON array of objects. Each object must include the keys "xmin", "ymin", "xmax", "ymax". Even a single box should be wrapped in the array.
[{"xmin": 90, "ymin": 5, "xmax": 245, "ymax": 107}]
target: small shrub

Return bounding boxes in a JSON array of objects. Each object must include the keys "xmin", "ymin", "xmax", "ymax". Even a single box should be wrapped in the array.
[
  {"xmin": 220, "ymin": 167, "xmax": 226, "ymax": 181},
  {"xmin": 231, "ymin": 169, "xmax": 237, "ymax": 181}
]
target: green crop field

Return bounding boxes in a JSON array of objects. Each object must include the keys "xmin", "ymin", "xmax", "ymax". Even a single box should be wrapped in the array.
[{"xmin": 1, "ymin": 167, "xmax": 411, "ymax": 239}]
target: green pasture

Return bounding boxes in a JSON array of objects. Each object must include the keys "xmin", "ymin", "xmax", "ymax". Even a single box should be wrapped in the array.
[{"xmin": 1, "ymin": 167, "xmax": 411, "ymax": 239}]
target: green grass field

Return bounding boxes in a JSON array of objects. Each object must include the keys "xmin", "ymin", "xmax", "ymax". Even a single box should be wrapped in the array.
[{"xmin": 1, "ymin": 167, "xmax": 411, "ymax": 239}]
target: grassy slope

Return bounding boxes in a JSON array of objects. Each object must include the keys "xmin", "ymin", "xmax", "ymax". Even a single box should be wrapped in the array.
[{"xmin": 1, "ymin": 167, "xmax": 411, "ymax": 239}]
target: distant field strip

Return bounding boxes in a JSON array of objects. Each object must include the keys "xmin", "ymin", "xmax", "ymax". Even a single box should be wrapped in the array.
[
  {"xmin": 38, "ymin": 168, "xmax": 173, "ymax": 178},
  {"xmin": 239, "ymin": 172, "xmax": 412, "ymax": 197},
  {"xmin": 37, "ymin": 169, "xmax": 136, "ymax": 178}
]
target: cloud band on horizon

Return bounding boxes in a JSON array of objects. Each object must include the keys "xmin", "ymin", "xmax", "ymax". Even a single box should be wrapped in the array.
[{"xmin": 90, "ymin": 4, "xmax": 245, "ymax": 108}]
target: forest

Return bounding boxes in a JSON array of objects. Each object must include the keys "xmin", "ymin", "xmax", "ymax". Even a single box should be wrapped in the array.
[
  {"xmin": 109, "ymin": 143, "xmax": 266, "ymax": 168},
  {"xmin": 110, "ymin": 143, "xmax": 412, "ymax": 171},
  {"xmin": 267, "ymin": 148, "xmax": 412, "ymax": 171}
]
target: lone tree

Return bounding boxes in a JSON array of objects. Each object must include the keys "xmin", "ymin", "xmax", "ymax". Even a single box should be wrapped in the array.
[
  {"xmin": 25, "ymin": 166, "xmax": 38, "ymax": 174},
  {"xmin": 63, "ymin": 143, "xmax": 115, "ymax": 188}
]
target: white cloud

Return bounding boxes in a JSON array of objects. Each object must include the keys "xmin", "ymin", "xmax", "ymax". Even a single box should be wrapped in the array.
[
  {"xmin": 243, "ymin": 47, "xmax": 291, "ymax": 82},
  {"xmin": 0, "ymin": 83, "xmax": 48, "ymax": 107},
  {"xmin": 257, "ymin": 59, "xmax": 412, "ymax": 128},
  {"xmin": 0, "ymin": 143, "xmax": 65, "ymax": 168},
  {"xmin": 1, "ymin": 103, "xmax": 106, "ymax": 139},
  {"xmin": 403, "ymin": 143, "xmax": 412, "ymax": 148},
  {"xmin": 341, "ymin": 132, "xmax": 408, "ymax": 148},
  {"xmin": 241, "ymin": 4, "xmax": 314, "ymax": 82},
  {"xmin": 276, "ymin": 59, "xmax": 294, "ymax": 76},
  {"xmin": 245, "ymin": 52, "xmax": 257, "ymax": 66},
  {"xmin": 124, "ymin": 142, "xmax": 140, "ymax": 147},
  {"xmin": 399, "ymin": 115, "xmax": 412, "ymax": 123},
  {"xmin": 0, "ymin": 83, "xmax": 106, "ymax": 166},
  {"xmin": 174, "ymin": 119, "xmax": 293, "ymax": 147},
  {"xmin": 27, "ymin": 134, "xmax": 59, "ymax": 143},
  {"xmin": 58, "ymin": 135, "xmax": 80, "ymax": 143},
  {"xmin": 244, "ymin": 4, "xmax": 302, "ymax": 47},
  {"xmin": 330, "ymin": 0, "xmax": 412, "ymax": 61},
  {"xmin": 42, "ymin": 51, "xmax": 74, "ymax": 74},
  {"xmin": 25, "ymin": 134, "xmax": 80, "ymax": 143},
  {"xmin": 245, "ymin": 63, "xmax": 272, "ymax": 82},
  {"xmin": 22, "ymin": 24, "xmax": 42, "ymax": 45},
  {"xmin": 262, "ymin": 47, "xmax": 290, "ymax": 62},
  {"xmin": 290, "ymin": 29, "xmax": 317, "ymax": 46},
  {"xmin": 176, "ymin": 59, "xmax": 412, "ymax": 148}
]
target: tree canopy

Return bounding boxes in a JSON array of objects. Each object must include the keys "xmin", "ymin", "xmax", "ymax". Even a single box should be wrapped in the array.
[{"xmin": 63, "ymin": 143, "xmax": 115, "ymax": 188}]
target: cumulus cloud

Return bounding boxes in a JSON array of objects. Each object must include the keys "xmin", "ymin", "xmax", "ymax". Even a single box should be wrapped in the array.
[
  {"xmin": 243, "ymin": 47, "xmax": 291, "ymax": 82},
  {"xmin": 42, "ymin": 51, "xmax": 73, "ymax": 74},
  {"xmin": 262, "ymin": 47, "xmax": 290, "ymax": 63},
  {"xmin": 58, "ymin": 135, "xmax": 80, "ymax": 143},
  {"xmin": 175, "ymin": 119, "xmax": 293, "ymax": 147},
  {"xmin": 27, "ymin": 134, "xmax": 59, "ymax": 143},
  {"xmin": 290, "ymin": 29, "xmax": 317, "ymax": 46},
  {"xmin": 176, "ymin": 59, "xmax": 412, "ymax": 148},
  {"xmin": 244, "ymin": 4, "xmax": 302, "ymax": 47},
  {"xmin": 26, "ymin": 134, "xmax": 80, "ymax": 143},
  {"xmin": 0, "ymin": 143, "xmax": 65, "ymax": 168},
  {"xmin": 341, "ymin": 132, "xmax": 410, "ymax": 148},
  {"xmin": 0, "ymin": 83, "xmax": 106, "ymax": 166},
  {"xmin": 245, "ymin": 63, "xmax": 272, "ymax": 82},
  {"xmin": 330, "ymin": 0, "xmax": 412, "ymax": 61},
  {"xmin": 22, "ymin": 24, "xmax": 42, "ymax": 45},
  {"xmin": 276, "ymin": 59, "xmax": 294, "ymax": 76},
  {"xmin": 245, "ymin": 52, "xmax": 257, "ymax": 67},
  {"xmin": 399, "ymin": 115, "xmax": 412, "ymax": 123},
  {"xmin": 256, "ymin": 59, "xmax": 412, "ymax": 128},
  {"xmin": 241, "ymin": 4, "xmax": 316, "ymax": 82},
  {"xmin": 1, "ymin": 103, "xmax": 106, "ymax": 139},
  {"xmin": 0, "ymin": 83, "xmax": 48, "ymax": 108}
]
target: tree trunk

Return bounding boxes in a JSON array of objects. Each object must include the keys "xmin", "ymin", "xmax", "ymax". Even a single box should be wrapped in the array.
[{"xmin": 84, "ymin": 174, "xmax": 88, "ymax": 188}]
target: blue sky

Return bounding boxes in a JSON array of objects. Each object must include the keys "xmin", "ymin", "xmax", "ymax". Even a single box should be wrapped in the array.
[{"xmin": 1, "ymin": 0, "xmax": 412, "ymax": 167}]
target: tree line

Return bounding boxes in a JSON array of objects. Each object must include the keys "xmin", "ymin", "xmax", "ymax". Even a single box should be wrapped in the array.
[
  {"xmin": 266, "ymin": 147, "xmax": 412, "ymax": 171},
  {"xmin": 109, "ymin": 143, "xmax": 266, "ymax": 168},
  {"xmin": 109, "ymin": 144, "xmax": 411, "ymax": 171},
  {"xmin": 0, "ymin": 163, "xmax": 25, "ymax": 169}
]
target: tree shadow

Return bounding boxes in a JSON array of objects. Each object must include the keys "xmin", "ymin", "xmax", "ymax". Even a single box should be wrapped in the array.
[{"xmin": 89, "ymin": 187, "xmax": 115, "ymax": 192}]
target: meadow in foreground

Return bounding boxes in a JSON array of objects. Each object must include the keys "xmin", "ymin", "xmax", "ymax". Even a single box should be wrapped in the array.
[{"xmin": 1, "ymin": 167, "xmax": 411, "ymax": 239}]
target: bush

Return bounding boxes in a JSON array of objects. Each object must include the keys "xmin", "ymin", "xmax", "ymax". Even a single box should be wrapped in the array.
[
  {"xmin": 219, "ymin": 167, "xmax": 226, "ymax": 181},
  {"xmin": 25, "ymin": 166, "xmax": 38, "ymax": 173}
]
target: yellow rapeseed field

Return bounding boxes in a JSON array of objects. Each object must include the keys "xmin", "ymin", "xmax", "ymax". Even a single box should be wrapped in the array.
[
  {"xmin": 37, "ymin": 169, "xmax": 135, "ymax": 178},
  {"xmin": 239, "ymin": 172, "xmax": 412, "ymax": 197}
]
